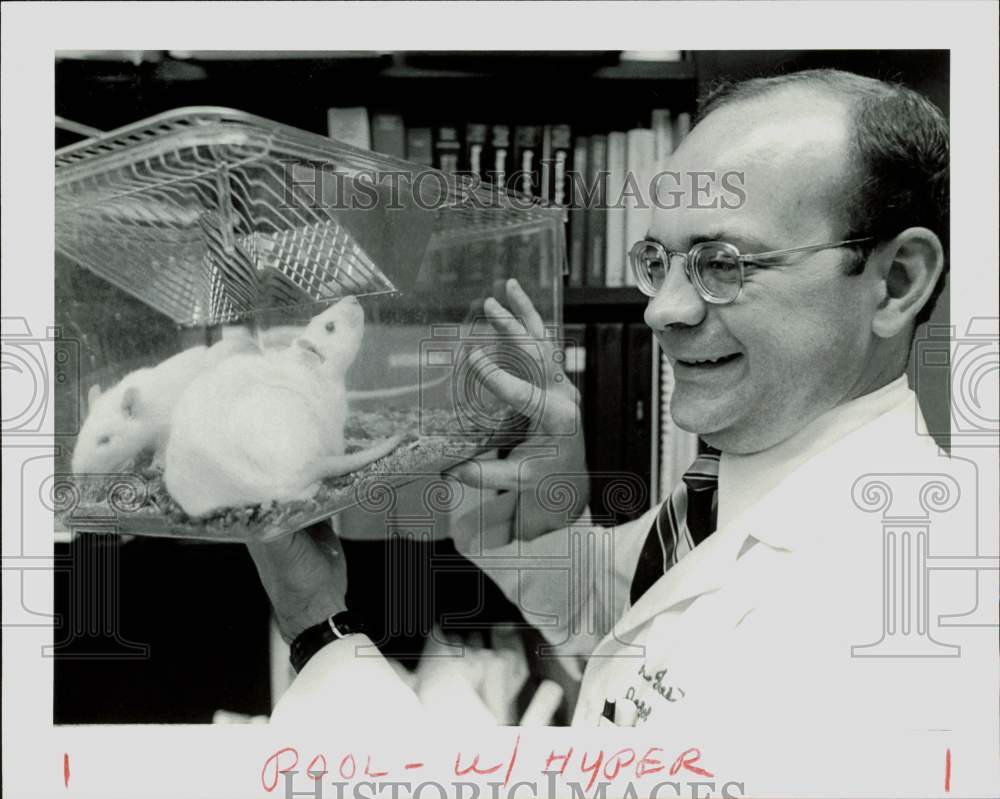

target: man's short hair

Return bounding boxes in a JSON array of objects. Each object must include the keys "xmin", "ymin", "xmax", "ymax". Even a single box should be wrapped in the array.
[{"xmin": 696, "ymin": 68, "xmax": 949, "ymax": 328}]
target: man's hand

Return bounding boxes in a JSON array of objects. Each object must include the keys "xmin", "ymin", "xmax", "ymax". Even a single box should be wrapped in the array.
[
  {"xmin": 447, "ymin": 278, "xmax": 589, "ymax": 548},
  {"xmin": 246, "ymin": 521, "xmax": 348, "ymax": 644}
]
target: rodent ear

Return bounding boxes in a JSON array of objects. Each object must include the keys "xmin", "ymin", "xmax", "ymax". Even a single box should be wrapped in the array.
[
  {"xmin": 121, "ymin": 386, "xmax": 140, "ymax": 418},
  {"xmin": 88, "ymin": 384, "xmax": 102, "ymax": 409}
]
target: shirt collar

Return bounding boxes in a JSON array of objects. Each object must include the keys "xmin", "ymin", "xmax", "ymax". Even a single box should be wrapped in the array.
[{"xmin": 717, "ymin": 376, "xmax": 913, "ymax": 540}]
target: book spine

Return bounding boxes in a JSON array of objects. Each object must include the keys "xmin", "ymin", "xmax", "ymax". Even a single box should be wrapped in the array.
[
  {"xmin": 585, "ymin": 135, "xmax": 608, "ymax": 287},
  {"xmin": 540, "ymin": 125, "xmax": 553, "ymax": 204},
  {"xmin": 406, "ymin": 127, "xmax": 434, "ymax": 166},
  {"xmin": 327, "ymin": 106, "xmax": 371, "ymax": 149},
  {"xmin": 651, "ymin": 108, "xmax": 674, "ymax": 166},
  {"xmin": 549, "ymin": 124, "xmax": 573, "ymax": 208},
  {"xmin": 434, "ymin": 125, "xmax": 462, "ymax": 175},
  {"xmin": 672, "ymin": 111, "xmax": 692, "ymax": 147},
  {"xmin": 624, "ymin": 128, "xmax": 656, "ymax": 287},
  {"xmin": 624, "ymin": 323, "xmax": 655, "ymax": 518},
  {"xmin": 658, "ymin": 349, "xmax": 699, "ymax": 498},
  {"xmin": 585, "ymin": 322, "xmax": 625, "ymax": 524},
  {"xmin": 464, "ymin": 123, "xmax": 489, "ymax": 183},
  {"xmin": 512, "ymin": 125, "xmax": 543, "ymax": 198},
  {"xmin": 370, "ymin": 113, "xmax": 405, "ymax": 159},
  {"xmin": 568, "ymin": 136, "xmax": 589, "ymax": 287},
  {"xmin": 488, "ymin": 124, "xmax": 512, "ymax": 191},
  {"xmin": 562, "ymin": 323, "xmax": 588, "ymax": 420},
  {"xmin": 604, "ymin": 132, "xmax": 628, "ymax": 287}
]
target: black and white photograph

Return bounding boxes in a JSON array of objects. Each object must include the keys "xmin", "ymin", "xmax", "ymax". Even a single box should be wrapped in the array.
[{"xmin": 3, "ymin": 3, "xmax": 998, "ymax": 798}]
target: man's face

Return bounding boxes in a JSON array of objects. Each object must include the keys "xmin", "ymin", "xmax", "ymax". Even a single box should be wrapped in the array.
[{"xmin": 645, "ymin": 89, "xmax": 884, "ymax": 454}]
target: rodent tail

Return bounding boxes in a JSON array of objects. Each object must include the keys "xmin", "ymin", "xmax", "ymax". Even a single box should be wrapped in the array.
[
  {"xmin": 309, "ymin": 435, "xmax": 405, "ymax": 480},
  {"xmin": 347, "ymin": 371, "xmax": 450, "ymax": 400}
]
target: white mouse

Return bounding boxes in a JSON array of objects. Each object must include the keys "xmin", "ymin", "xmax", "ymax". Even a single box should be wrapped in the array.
[
  {"xmin": 71, "ymin": 334, "xmax": 258, "ymax": 476},
  {"xmin": 163, "ymin": 296, "xmax": 405, "ymax": 518}
]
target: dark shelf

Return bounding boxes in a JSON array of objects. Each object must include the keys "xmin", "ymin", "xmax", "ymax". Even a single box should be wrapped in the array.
[
  {"xmin": 380, "ymin": 60, "xmax": 695, "ymax": 83},
  {"xmin": 563, "ymin": 287, "xmax": 648, "ymax": 325},
  {"xmin": 564, "ymin": 286, "xmax": 648, "ymax": 307}
]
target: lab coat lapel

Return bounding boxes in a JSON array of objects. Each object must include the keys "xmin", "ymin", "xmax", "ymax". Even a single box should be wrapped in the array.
[{"xmin": 611, "ymin": 519, "xmax": 752, "ymax": 640}]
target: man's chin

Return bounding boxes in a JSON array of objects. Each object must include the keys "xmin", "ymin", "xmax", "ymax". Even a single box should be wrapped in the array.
[{"xmin": 669, "ymin": 394, "xmax": 731, "ymax": 437}]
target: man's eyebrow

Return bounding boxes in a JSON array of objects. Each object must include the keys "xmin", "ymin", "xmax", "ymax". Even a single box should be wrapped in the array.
[{"xmin": 643, "ymin": 232, "xmax": 772, "ymax": 251}]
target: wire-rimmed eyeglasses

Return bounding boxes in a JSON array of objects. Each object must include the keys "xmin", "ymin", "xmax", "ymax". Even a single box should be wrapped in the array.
[{"xmin": 629, "ymin": 237, "xmax": 876, "ymax": 305}]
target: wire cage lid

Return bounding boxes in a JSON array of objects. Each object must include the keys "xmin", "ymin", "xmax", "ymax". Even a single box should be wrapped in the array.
[{"xmin": 55, "ymin": 107, "xmax": 562, "ymax": 327}]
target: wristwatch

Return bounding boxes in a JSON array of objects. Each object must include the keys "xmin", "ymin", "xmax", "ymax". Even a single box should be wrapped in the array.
[{"xmin": 289, "ymin": 610, "xmax": 368, "ymax": 673}]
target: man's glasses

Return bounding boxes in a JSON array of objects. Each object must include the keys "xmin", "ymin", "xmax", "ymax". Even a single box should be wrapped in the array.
[{"xmin": 628, "ymin": 237, "xmax": 876, "ymax": 305}]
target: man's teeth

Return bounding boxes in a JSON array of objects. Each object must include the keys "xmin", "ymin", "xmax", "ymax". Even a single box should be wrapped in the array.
[{"xmin": 682, "ymin": 354, "xmax": 738, "ymax": 365}]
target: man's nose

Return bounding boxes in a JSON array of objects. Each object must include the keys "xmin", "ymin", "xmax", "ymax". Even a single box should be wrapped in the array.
[{"xmin": 643, "ymin": 257, "xmax": 707, "ymax": 330}]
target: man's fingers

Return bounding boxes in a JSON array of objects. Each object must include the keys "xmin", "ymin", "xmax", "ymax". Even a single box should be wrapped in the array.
[
  {"xmin": 306, "ymin": 519, "xmax": 345, "ymax": 564},
  {"xmin": 447, "ymin": 457, "xmax": 521, "ymax": 491},
  {"xmin": 504, "ymin": 278, "xmax": 545, "ymax": 339},
  {"xmin": 482, "ymin": 296, "xmax": 531, "ymax": 339},
  {"xmin": 451, "ymin": 490, "xmax": 518, "ymax": 554},
  {"xmin": 467, "ymin": 347, "xmax": 544, "ymax": 417}
]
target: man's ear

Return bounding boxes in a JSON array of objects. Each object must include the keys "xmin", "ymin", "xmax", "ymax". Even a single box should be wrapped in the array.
[{"xmin": 871, "ymin": 227, "xmax": 944, "ymax": 339}]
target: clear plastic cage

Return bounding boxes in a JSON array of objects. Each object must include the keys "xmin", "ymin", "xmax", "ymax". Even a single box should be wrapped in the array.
[{"xmin": 54, "ymin": 108, "xmax": 565, "ymax": 542}]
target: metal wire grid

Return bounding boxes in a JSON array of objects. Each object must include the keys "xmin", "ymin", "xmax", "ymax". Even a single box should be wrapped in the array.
[{"xmin": 55, "ymin": 108, "xmax": 562, "ymax": 326}]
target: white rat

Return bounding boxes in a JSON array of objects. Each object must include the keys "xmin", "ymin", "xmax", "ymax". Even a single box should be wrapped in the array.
[
  {"xmin": 71, "ymin": 334, "xmax": 258, "ymax": 475},
  {"xmin": 163, "ymin": 296, "xmax": 405, "ymax": 518}
]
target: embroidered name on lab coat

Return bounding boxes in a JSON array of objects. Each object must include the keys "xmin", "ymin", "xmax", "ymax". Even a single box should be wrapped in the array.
[{"xmin": 625, "ymin": 662, "xmax": 687, "ymax": 723}]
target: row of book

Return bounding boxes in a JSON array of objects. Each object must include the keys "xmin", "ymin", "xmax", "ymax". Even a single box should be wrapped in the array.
[{"xmin": 326, "ymin": 108, "xmax": 693, "ymax": 290}]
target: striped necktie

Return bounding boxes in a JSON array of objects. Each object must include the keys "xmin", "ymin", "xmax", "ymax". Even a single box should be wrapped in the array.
[{"xmin": 629, "ymin": 446, "xmax": 721, "ymax": 605}]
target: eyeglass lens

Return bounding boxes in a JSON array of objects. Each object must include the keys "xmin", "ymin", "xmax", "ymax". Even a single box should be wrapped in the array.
[{"xmin": 632, "ymin": 242, "xmax": 742, "ymax": 302}]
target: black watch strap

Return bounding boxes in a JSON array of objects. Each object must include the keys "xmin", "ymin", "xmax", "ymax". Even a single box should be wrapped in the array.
[{"xmin": 289, "ymin": 610, "xmax": 367, "ymax": 674}]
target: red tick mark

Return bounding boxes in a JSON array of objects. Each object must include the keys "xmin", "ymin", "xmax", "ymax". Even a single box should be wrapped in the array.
[
  {"xmin": 404, "ymin": 763, "xmax": 424, "ymax": 770},
  {"xmin": 945, "ymin": 748, "xmax": 951, "ymax": 792},
  {"xmin": 64, "ymin": 753, "xmax": 70, "ymax": 788}
]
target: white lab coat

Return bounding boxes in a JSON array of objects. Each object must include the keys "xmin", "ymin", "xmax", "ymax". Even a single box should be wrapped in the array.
[{"xmin": 274, "ymin": 381, "xmax": 994, "ymax": 741}]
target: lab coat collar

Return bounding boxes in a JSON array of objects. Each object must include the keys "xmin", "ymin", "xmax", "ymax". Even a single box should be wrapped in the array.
[
  {"xmin": 718, "ymin": 376, "xmax": 914, "ymax": 544},
  {"xmin": 610, "ymin": 377, "xmax": 920, "ymax": 640},
  {"xmin": 721, "ymin": 376, "xmax": 920, "ymax": 553}
]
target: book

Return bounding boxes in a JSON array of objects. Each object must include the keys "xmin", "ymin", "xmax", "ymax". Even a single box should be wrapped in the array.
[
  {"xmin": 463, "ymin": 123, "xmax": 489, "ymax": 181},
  {"xmin": 540, "ymin": 125, "xmax": 553, "ymax": 204},
  {"xmin": 585, "ymin": 135, "xmax": 608, "ymax": 287},
  {"xmin": 512, "ymin": 125, "xmax": 543, "ymax": 198},
  {"xmin": 657, "ymin": 349, "xmax": 699, "ymax": 499},
  {"xmin": 620, "ymin": 51, "xmax": 683, "ymax": 62},
  {"xmin": 370, "ymin": 113, "xmax": 405, "ymax": 159},
  {"xmin": 585, "ymin": 323, "xmax": 625, "ymax": 524},
  {"xmin": 624, "ymin": 128, "xmax": 656, "ymax": 287},
  {"xmin": 673, "ymin": 111, "xmax": 692, "ymax": 147},
  {"xmin": 562, "ymin": 323, "xmax": 588, "ymax": 426},
  {"xmin": 326, "ymin": 106, "xmax": 371, "ymax": 149},
  {"xmin": 487, "ymin": 124, "xmax": 512, "ymax": 191},
  {"xmin": 651, "ymin": 108, "xmax": 674, "ymax": 167},
  {"xmin": 604, "ymin": 132, "xmax": 628, "ymax": 286},
  {"xmin": 406, "ymin": 127, "xmax": 434, "ymax": 166},
  {"xmin": 549, "ymin": 124, "xmax": 573, "ymax": 208},
  {"xmin": 434, "ymin": 125, "xmax": 462, "ymax": 174},
  {"xmin": 567, "ymin": 136, "xmax": 589, "ymax": 287},
  {"xmin": 624, "ymin": 324, "xmax": 655, "ymax": 517}
]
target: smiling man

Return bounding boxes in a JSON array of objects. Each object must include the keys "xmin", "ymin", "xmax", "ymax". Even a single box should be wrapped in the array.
[
  {"xmin": 251, "ymin": 70, "xmax": 986, "ymax": 743},
  {"xmin": 646, "ymin": 74, "xmax": 945, "ymax": 456}
]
